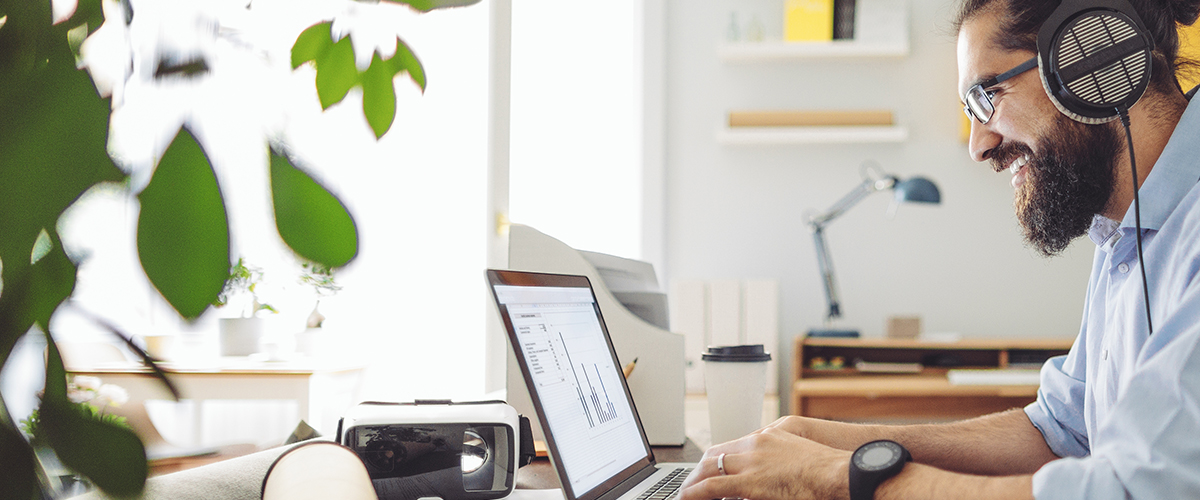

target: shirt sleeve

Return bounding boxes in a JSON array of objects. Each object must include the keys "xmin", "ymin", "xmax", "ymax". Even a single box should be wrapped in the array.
[
  {"xmin": 1025, "ymin": 248, "xmax": 1101, "ymax": 459},
  {"xmin": 1032, "ymin": 287, "xmax": 1200, "ymax": 499},
  {"xmin": 1025, "ymin": 353, "xmax": 1090, "ymax": 458}
]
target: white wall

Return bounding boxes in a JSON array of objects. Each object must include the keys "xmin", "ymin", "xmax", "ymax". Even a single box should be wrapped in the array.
[
  {"xmin": 661, "ymin": 0, "xmax": 1093, "ymax": 412},
  {"xmin": 508, "ymin": 0, "xmax": 644, "ymax": 259},
  {"xmin": 27, "ymin": 1, "xmax": 493, "ymax": 444}
]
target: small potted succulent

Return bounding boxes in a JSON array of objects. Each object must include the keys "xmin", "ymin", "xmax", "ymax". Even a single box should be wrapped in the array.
[{"xmin": 214, "ymin": 258, "xmax": 277, "ymax": 356}]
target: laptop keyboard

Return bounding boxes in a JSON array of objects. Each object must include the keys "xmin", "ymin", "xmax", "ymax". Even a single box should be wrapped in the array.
[{"xmin": 636, "ymin": 467, "xmax": 693, "ymax": 500}]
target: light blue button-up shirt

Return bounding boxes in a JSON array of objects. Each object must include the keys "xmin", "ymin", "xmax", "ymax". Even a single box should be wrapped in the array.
[{"xmin": 1026, "ymin": 98, "xmax": 1200, "ymax": 499}]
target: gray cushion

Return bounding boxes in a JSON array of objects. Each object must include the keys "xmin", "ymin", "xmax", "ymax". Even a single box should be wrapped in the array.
[{"xmin": 70, "ymin": 443, "xmax": 302, "ymax": 500}]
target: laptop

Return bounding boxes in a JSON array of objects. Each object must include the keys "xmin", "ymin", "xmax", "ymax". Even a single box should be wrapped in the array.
[{"xmin": 486, "ymin": 269, "xmax": 695, "ymax": 500}]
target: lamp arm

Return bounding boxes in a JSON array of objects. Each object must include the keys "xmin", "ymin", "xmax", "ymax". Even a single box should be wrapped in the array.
[
  {"xmin": 811, "ymin": 225, "xmax": 842, "ymax": 321},
  {"xmin": 808, "ymin": 176, "xmax": 897, "ymax": 228},
  {"xmin": 806, "ymin": 170, "xmax": 897, "ymax": 323}
]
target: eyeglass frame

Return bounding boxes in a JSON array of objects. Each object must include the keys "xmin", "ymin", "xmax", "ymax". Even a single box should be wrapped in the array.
[{"xmin": 962, "ymin": 56, "xmax": 1038, "ymax": 124}]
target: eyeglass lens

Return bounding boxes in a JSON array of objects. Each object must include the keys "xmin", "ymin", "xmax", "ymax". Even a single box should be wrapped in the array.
[{"xmin": 965, "ymin": 86, "xmax": 995, "ymax": 123}]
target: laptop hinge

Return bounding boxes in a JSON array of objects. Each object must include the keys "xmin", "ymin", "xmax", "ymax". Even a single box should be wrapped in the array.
[{"xmin": 595, "ymin": 465, "xmax": 658, "ymax": 500}]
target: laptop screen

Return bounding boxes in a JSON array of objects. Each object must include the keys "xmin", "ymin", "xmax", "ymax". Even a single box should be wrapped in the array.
[{"xmin": 487, "ymin": 270, "xmax": 654, "ymax": 500}]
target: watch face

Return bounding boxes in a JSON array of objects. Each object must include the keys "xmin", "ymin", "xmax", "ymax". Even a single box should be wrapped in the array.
[{"xmin": 853, "ymin": 441, "xmax": 901, "ymax": 472}]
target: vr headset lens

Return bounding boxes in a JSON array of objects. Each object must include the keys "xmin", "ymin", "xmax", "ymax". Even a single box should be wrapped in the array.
[{"xmin": 349, "ymin": 423, "xmax": 514, "ymax": 497}]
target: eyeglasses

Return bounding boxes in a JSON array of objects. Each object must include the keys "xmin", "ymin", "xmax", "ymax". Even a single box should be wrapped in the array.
[{"xmin": 962, "ymin": 57, "xmax": 1038, "ymax": 124}]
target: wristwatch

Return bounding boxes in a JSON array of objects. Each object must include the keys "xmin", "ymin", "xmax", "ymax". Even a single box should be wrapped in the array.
[{"xmin": 848, "ymin": 440, "xmax": 911, "ymax": 500}]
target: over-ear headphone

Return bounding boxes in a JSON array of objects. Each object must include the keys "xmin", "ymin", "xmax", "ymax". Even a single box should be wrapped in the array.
[
  {"xmin": 1036, "ymin": 0, "xmax": 1156, "ymax": 123},
  {"xmin": 1035, "ymin": 0, "xmax": 1157, "ymax": 335}
]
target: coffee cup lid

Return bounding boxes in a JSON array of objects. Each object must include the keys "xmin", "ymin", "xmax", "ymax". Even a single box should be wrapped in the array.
[{"xmin": 701, "ymin": 344, "xmax": 771, "ymax": 362}]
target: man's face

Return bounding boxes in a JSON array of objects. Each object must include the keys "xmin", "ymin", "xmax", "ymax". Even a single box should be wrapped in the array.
[{"xmin": 957, "ymin": 11, "xmax": 1120, "ymax": 256}]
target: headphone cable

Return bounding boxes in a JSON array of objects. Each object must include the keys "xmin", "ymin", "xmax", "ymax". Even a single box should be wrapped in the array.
[{"xmin": 1118, "ymin": 107, "xmax": 1153, "ymax": 335}]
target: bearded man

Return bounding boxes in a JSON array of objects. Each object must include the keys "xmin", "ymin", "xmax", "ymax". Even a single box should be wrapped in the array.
[{"xmin": 677, "ymin": 0, "xmax": 1200, "ymax": 498}]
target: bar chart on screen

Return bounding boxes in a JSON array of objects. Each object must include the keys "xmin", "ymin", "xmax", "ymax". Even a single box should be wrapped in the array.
[{"xmin": 515, "ymin": 307, "xmax": 632, "ymax": 433}]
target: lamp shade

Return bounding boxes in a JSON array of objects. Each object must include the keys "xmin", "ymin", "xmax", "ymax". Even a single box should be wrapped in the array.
[{"xmin": 893, "ymin": 177, "xmax": 941, "ymax": 204}]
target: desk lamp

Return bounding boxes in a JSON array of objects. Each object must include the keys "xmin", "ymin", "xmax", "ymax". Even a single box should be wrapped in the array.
[{"xmin": 807, "ymin": 162, "xmax": 940, "ymax": 338}]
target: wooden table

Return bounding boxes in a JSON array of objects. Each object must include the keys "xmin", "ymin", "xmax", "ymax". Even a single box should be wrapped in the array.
[
  {"xmin": 67, "ymin": 358, "xmax": 366, "ymax": 439},
  {"xmin": 516, "ymin": 440, "xmax": 706, "ymax": 490}
]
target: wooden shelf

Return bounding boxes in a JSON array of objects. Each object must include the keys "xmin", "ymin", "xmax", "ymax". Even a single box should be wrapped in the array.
[
  {"xmin": 791, "ymin": 336, "xmax": 1073, "ymax": 422},
  {"xmin": 793, "ymin": 375, "xmax": 1041, "ymax": 398},
  {"xmin": 802, "ymin": 337, "xmax": 1076, "ymax": 350},
  {"xmin": 719, "ymin": 40, "xmax": 909, "ymax": 61},
  {"xmin": 717, "ymin": 125, "xmax": 908, "ymax": 145}
]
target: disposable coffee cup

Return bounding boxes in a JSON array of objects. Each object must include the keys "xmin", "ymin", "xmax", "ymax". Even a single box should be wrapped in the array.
[{"xmin": 702, "ymin": 344, "xmax": 772, "ymax": 445}]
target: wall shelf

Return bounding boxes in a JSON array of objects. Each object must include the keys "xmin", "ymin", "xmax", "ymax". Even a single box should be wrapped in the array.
[
  {"xmin": 719, "ymin": 0, "xmax": 909, "ymax": 62},
  {"xmin": 719, "ymin": 39, "xmax": 909, "ymax": 62},
  {"xmin": 717, "ymin": 126, "xmax": 908, "ymax": 145}
]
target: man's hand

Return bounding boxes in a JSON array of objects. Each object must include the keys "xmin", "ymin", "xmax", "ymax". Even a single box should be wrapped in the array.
[{"xmin": 679, "ymin": 427, "xmax": 852, "ymax": 500}]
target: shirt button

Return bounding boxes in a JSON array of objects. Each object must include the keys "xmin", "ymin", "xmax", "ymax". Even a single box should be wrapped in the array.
[{"xmin": 1118, "ymin": 263, "xmax": 1130, "ymax": 273}]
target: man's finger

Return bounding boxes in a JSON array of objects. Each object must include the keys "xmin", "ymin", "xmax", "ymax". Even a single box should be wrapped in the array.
[{"xmin": 678, "ymin": 475, "xmax": 742, "ymax": 500}]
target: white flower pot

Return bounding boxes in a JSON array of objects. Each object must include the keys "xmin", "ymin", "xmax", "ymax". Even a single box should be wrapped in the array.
[
  {"xmin": 219, "ymin": 318, "xmax": 264, "ymax": 356},
  {"xmin": 294, "ymin": 328, "xmax": 324, "ymax": 357}
]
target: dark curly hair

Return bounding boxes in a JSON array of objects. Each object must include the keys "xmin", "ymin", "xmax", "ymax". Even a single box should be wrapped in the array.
[{"xmin": 954, "ymin": 0, "xmax": 1200, "ymax": 95}]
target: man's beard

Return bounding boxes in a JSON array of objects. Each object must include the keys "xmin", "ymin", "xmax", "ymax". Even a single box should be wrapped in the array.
[{"xmin": 994, "ymin": 115, "xmax": 1122, "ymax": 257}]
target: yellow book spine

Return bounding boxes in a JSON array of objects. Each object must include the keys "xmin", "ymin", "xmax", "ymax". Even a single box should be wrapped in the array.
[{"xmin": 785, "ymin": 0, "xmax": 834, "ymax": 42}]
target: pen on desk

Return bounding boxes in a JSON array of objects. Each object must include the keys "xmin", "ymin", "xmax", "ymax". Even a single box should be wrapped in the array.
[{"xmin": 622, "ymin": 358, "xmax": 638, "ymax": 378}]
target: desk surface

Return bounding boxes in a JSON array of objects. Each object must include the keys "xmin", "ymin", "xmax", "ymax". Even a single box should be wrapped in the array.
[{"xmin": 516, "ymin": 440, "xmax": 706, "ymax": 490}]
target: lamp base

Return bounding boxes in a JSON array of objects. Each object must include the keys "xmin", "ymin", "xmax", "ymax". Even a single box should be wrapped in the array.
[{"xmin": 806, "ymin": 328, "xmax": 860, "ymax": 338}]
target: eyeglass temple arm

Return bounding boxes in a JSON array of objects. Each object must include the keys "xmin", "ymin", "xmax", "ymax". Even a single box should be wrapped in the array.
[{"xmin": 994, "ymin": 56, "xmax": 1038, "ymax": 86}]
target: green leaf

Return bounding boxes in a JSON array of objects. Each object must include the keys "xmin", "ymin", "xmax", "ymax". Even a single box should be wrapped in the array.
[
  {"xmin": 42, "ymin": 330, "xmax": 67, "ymax": 407},
  {"xmin": 62, "ymin": 0, "xmax": 106, "ymax": 38},
  {"xmin": 0, "ymin": 0, "xmax": 51, "ymax": 105},
  {"xmin": 315, "ymin": 34, "xmax": 358, "ymax": 109},
  {"xmin": 0, "ymin": 423, "xmax": 38, "ymax": 500},
  {"xmin": 0, "ymin": 6, "xmax": 122, "ymax": 348},
  {"xmin": 42, "ymin": 335, "xmax": 147, "ymax": 497},
  {"xmin": 137, "ymin": 127, "xmax": 231, "ymax": 320},
  {"xmin": 0, "ymin": 234, "xmax": 78, "ymax": 365},
  {"xmin": 361, "ymin": 52, "xmax": 397, "ymax": 138},
  {"xmin": 270, "ymin": 149, "xmax": 358, "ymax": 268},
  {"xmin": 22, "ymin": 235, "xmax": 77, "ymax": 330},
  {"xmin": 392, "ymin": 38, "xmax": 426, "ymax": 92},
  {"xmin": 383, "ymin": 0, "xmax": 482, "ymax": 13},
  {"xmin": 291, "ymin": 21, "xmax": 333, "ymax": 69}
]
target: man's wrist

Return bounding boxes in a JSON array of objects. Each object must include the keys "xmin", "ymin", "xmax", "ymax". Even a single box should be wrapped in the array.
[
  {"xmin": 829, "ymin": 454, "xmax": 852, "ymax": 500},
  {"xmin": 848, "ymin": 441, "xmax": 911, "ymax": 500}
]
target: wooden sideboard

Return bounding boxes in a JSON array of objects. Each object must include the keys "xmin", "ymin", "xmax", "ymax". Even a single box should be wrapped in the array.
[{"xmin": 790, "ymin": 337, "xmax": 1073, "ymax": 422}]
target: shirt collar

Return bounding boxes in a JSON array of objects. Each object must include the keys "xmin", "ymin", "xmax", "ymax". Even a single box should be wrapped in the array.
[
  {"xmin": 1117, "ymin": 97, "xmax": 1200, "ymax": 231},
  {"xmin": 1089, "ymin": 214, "xmax": 1121, "ymax": 248}
]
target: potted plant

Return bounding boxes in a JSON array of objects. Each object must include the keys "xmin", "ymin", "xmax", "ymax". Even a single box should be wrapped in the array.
[
  {"xmin": 295, "ymin": 261, "xmax": 342, "ymax": 356},
  {"xmin": 0, "ymin": 0, "xmax": 480, "ymax": 496},
  {"xmin": 214, "ymin": 258, "xmax": 277, "ymax": 356}
]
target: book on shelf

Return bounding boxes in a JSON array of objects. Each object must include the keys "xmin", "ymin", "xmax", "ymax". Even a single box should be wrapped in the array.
[
  {"xmin": 833, "ymin": 0, "xmax": 856, "ymax": 39},
  {"xmin": 854, "ymin": 360, "xmax": 923, "ymax": 373},
  {"xmin": 785, "ymin": 0, "xmax": 834, "ymax": 41},
  {"xmin": 946, "ymin": 368, "xmax": 1042, "ymax": 386},
  {"xmin": 728, "ymin": 110, "xmax": 894, "ymax": 128}
]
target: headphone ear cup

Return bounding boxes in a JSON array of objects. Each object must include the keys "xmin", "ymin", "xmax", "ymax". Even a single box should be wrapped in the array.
[{"xmin": 1037, "ymin": 0, "xmax": 1154, "ymax": 123}]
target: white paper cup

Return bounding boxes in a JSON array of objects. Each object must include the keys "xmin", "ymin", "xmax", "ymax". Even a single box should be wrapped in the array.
[{"xmin": 703, "ymin": 345, "xmax": 771, "ymax": 445}]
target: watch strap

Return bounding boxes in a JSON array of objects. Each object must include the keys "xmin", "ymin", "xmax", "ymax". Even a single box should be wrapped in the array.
[{"xmin": 848, "ymin": 464, "xmax": 876, "ymax": 500}]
